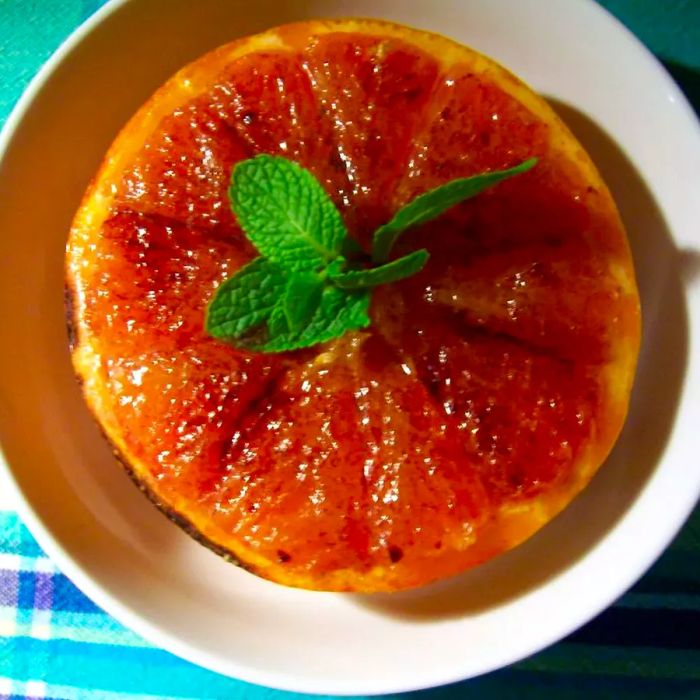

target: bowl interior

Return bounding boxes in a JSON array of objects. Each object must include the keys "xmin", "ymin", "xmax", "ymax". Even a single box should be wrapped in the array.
[{"xmin": 0, "ymin": 0, "xmax": 698, "ymax": 694}]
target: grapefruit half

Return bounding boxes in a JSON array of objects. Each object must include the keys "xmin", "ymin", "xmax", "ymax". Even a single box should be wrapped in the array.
[{"xmin": 66, "ymin": 19, "xmax": 640, "ymax": 592}]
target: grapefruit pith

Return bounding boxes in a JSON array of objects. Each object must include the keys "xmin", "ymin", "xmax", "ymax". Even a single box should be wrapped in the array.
[{"xmin": 66, "ymin": 19, "xmax": 640, "ymax": 592}]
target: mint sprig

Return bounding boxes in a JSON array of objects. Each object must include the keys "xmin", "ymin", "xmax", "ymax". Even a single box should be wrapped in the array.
[
  {"xmin": 206, "ymin": 154, "xmax": 535, "ymax": 353},
  {"xmin": 371, "ymin": 158, "xmax": 537, "ymax": 262},
  {"xmin": 329, "ymin": 249, "xmax": 430, "ymax": 290}
]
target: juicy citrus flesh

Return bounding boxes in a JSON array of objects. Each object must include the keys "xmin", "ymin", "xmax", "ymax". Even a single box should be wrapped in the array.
[{"xmin": 66, "ymin": 19, "xmax": 640, "ymax": 592}]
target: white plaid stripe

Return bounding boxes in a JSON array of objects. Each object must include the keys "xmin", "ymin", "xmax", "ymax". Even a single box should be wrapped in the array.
[
  {"xmin": 0, "ymin": 677, "xmax": 47, "ymax": 698},
  {"xmin": 24, "ymin": 680, "xmax": 48, "ymax": 698},
  {"xmin": 0, "ymin": 549, "xmax": 54, "ymax": 642},
  {"xmin": 0, "ymin": 554, "xmax": 57, "ymax": 574},
  {"xmin": 0, "ymin": 606, "xmax": 148, "ymax": 648},
  {"xmin": 0, "ymin": 677, "xmax": 199, "ymax": 700}
]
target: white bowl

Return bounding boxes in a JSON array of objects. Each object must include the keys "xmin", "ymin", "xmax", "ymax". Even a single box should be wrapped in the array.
[{"xmin": 1, "ymin": 0, "xmax": 699, "ymax": 694}]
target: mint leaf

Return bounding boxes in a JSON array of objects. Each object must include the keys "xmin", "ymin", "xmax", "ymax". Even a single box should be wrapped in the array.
[
  {"xmin": 268, "ymin": 304, "xmax": 290, "ymax": 337},
  {"xmin": 230, "ymin": 154, "xmax": 348, "ymax": 271},
  {"xmin": 372, "ymin": 158, "xmax": 537, "ymax": 262},
  {"xmin": 206, "ymin": 258, "xmax": 286, "ymax": 339},
  {"xmin": 330, "ymin": 249, "xmax": 429, "ymax": 290},
  {"xmin": 283, "ymin": 272, "xmax": 324, "ymax": 331},
  {"xmin": 325, "ymin": 257, "xmax": 347, "ymax": 277},
  {"xmin": 261, "ymin": 286, "xmax": 371, "ymax": 353},
  {"xmin": 206, "ymin": 154, "xmax": 537, "ymax": 354}
]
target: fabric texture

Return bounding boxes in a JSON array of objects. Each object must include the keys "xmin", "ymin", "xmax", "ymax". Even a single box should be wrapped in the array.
[{"xmin": 1, "ymin": 1, "xmax": 699, "ymax": 698}]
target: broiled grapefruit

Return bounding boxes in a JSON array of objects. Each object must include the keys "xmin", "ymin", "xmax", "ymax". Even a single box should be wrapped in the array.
[{"xmin": 66, "ymin": 19, "xmax": 640, "ymax": 592}]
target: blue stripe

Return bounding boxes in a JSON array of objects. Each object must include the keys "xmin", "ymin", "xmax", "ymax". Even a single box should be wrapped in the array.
[
  {"xmin": 49, "ymin": 575, "xmax": 102, "ymax": 614},
  {"xmin": 434, "ymin": 670, "xmax": 700, "ymax": 700},
  {"xmin": 631, "ymin": 548, "xmax": 700, "ymax": 595},
  {"xmin": 519, "ymin": 643, "xmax": 700, "ymax": 679},
  {"xmin": 567, "ymin": 608, "xmax": 700, "ymax": 649},
  {"xmin": 3, "ymin": 636, "xmax": 700, "ymax": 699},
  {"xmin": 36, "ymin": 609, "xmax": 146, "ymax": 646},
  {"xmin": 0, "ymin": 637, "xmax": 288, "ymax": 698},
  {"xmin": 0, "ymin": 606, "xmax": 149, "ymax": 647},
  {"xmin": 16, "ymin": 571, "xmax": 35, "ymax": 611},
  {"xmin": 617, "ymin": 592, "xmax": 700, "ymax": 611},
  {"xmin": 0, "ymin": 513, "xmax": 43, "ymax": 558}
]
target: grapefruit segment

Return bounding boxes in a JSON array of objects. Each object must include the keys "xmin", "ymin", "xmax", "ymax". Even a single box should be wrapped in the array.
[
  {"xmin": 300, "ymin": 34, "xmax": 441, "ymax": 239},
  {"xmin": 208, "ymin": 53, "xmax": 319, "ymax": 160},
  {"xmin": 66, "ymin": 19, "xmax": 641, "ymax": 592},
  {"xmin": 115, "ymin": 98, "xmax": 250, "ymax": 229},
  {"xmin": 82, "ymin": 209, "xmax": 254, "ymax": 351},
  {"xmin": 103, "ymin": 343, "xmax": 284, "ymax": 500},
  {"xmin": 427, "ymin": 239, "xmax": 627, "ymax": 362},
  {"xmin": 397, "ymin": 65, "xmax": 550, "ymax": 199},
  {"xmin": 380, "ymin": 303, "xmax": 599, "ymax": 502}
]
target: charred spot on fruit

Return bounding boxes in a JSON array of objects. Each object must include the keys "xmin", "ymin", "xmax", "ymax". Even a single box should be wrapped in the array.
[
  {"xmin": 403, "ymin": 86, "xmax": 424, "ymax": 102},
  {"xmin": 64, "ymin": 283, "xmax": 78, "ymax": 351},
  {"xmin": 388, "ymin": 545, "xmax": 404, "ymax": 563},
  {"xmin": 277, "ymin": 549, "xmax": 292, "ymax": 563},
  {"xmin": 242, "ymin": 110, "xmax": 257, "ymax": 125},
  {"xmin": 329, "ymin": 150, "xmax": 346, "ymax": 173}
]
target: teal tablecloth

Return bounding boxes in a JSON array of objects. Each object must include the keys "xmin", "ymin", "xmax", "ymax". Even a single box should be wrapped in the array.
[{"xmin": 1, "ymin": 1, "xmax": 699, "ymax": 698}]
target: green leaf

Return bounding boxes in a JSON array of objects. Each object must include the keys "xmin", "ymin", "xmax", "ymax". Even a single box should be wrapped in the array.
[
  {"xmin": 205, "ymin": 257, "xmax": 286, "ymax": 339},
  {"xmin": 260, "ymin": 286, "xmax": 371, "ymax": 353},
  {"xmin": 268, "ymin": 304, "xmax": 290, "ymax": 337},
  {"xmin": 230, "ymin": 154, "xmax": 348, "ymax": 271},
  {"xmin": 330, "ymin": 249, "xmax": 429, "ymax": 290},
  {"xmin": 283, "ymin": 272, "xmax": 324, "ymax": 331},
  {"xmin": 371, "ymin": 158, "xmax": 537, "ymax": 262},
  {"xmin": 325, "ymin": 257, "xmax": 348, "ymax": 277}
]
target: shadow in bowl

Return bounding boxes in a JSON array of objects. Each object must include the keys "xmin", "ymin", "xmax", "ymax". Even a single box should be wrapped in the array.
[{"xmin": 352, "ymin": 100, "xmax": 690, "ymax": 620}]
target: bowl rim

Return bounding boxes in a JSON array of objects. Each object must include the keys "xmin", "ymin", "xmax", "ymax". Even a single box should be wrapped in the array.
[{"xmin": 1, "ymin": 0, "xmax": 699, "ymax": 694}]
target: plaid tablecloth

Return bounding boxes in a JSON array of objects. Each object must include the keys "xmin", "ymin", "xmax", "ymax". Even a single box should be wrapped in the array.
[{"xmin": 1, "ymin": 1, "xmax": 699, "ymax": 698}]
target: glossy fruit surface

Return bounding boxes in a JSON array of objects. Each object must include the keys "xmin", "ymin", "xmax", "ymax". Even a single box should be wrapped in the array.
[{"xmin": 66, "ymin": 19, "xmax": 640, "ymax": 592}]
